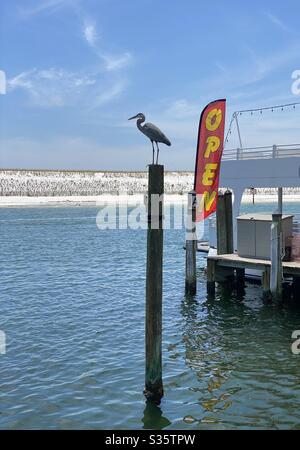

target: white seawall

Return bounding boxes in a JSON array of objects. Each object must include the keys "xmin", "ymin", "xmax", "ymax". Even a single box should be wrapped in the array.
[{"xmin": 1, "ymin": 170, "xmax": 300, "ymax": 207}]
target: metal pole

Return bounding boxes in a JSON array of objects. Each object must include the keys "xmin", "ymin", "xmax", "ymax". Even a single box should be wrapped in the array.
[
  {"xmin": 235, "ymin": 113, "xmax": 243, "ymax": 150},
  {"xmin": 224, "ymin": 191, "xmax": 234, "ymax": 254},
  {"xmin": 217, "ymin": 193, "xmax": 227, "ymax": 255},
  {"xmin": 278, "ymin": 187, "xmax": 283, "ymax": 214}
]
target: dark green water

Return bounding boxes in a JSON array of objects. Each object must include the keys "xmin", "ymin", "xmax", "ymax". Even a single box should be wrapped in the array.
[{"xmin": 0, "ymin": 203, "xmax": 300, "ymax": 429}]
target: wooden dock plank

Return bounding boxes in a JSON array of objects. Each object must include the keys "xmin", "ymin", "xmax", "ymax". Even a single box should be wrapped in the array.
[{"xmin": 208, "ymin": 253, "xmax": 300, "ymax": 276}]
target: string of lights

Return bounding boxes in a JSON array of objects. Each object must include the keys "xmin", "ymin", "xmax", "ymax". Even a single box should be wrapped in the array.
[{"xmin": 224, "ymin": 100, "xmax": 300, "ymax": 145}]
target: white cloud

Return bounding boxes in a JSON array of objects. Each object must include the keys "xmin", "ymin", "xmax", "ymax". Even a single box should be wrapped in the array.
[
  {"xmin": 7, "ymin": 68, "xmax": 97, "ymax": 107},
  {"xmin": 102, "ymin": 52, "xmax": 133, "ymax": 72},
  {"xmin": 82, "ymin": 18, "xmax": 133, "ymax": 72},
  {"xmin": 88, "ymin": 80, "xmax": 126, "ymax": 110},
  {"xmin": 83, "ymin": 20, "xmax": 98, "ymax": 48},
  {"xmin": 265, "ymin": 12, "xmax": 291, "ymax": 33},
  {"xmin": 18, "ymin": 0, "xmax": 77, "ymax": 18},
  {"xmin": 165, "ymin": 99, "xmax": 199, "ymax": 119},
  {"xmin": 7, "ymin": 67, "xmax": 127, "ymax": 109},
  {"xmin": 93, "ymin": 80, "xmax": 127, "ymax": 107}
]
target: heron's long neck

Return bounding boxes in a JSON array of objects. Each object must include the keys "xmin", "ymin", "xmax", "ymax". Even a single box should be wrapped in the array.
[{"xmin": 136, "ymin": 118, "xmax": 145, "ymax": 132}]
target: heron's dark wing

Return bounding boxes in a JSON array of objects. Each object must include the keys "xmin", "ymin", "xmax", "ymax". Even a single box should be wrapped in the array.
[{"xmin": 142, "ymin": 122, "xmax": 171, "ymax": 146}]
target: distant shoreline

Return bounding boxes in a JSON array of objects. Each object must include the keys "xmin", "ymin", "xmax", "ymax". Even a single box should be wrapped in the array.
[
  {"xmin": 1, "ymin": 170, "xmax": 300, "ymax": 204},
  {"xmin": 1, "ymin": 194, "xmax": 300, "ymax": 208}
]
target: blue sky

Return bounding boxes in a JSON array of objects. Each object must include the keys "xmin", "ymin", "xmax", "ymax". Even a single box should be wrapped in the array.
[{"xmin": 1, "ymin": 0, "xmax": 300, "ymax": 170}]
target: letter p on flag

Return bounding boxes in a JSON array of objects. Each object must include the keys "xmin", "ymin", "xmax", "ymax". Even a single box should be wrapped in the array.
[{"xmin": 194, "ymin": 99, "xmax": 226, "ymax": 221}]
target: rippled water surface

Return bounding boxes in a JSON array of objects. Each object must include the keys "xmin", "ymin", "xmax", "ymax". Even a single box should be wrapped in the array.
[{"xmin": 1, "ymin": 203, "xmax": 300, "ymax": 429}]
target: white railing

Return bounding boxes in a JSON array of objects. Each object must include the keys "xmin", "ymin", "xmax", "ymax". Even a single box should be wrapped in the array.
[
  {"xmin": 292, "ymin": 213, "xmax": 300, "ymax": 235},
  {"xmin": 222, "ymin": 144, "xmax": 300, "ymax": 161}
]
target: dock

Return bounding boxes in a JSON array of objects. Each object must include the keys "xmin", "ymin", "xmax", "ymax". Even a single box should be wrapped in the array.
[
  {"xmin": 207, "ymin": 253, "xmax": 300, "ymax": 294},
  {"xmin": 204, "ymin": 190, "xmax": 300, "ymax": 300},
  {"xmin": 207, "ymin": 253, "xmax": 300, "ymax": 277}
]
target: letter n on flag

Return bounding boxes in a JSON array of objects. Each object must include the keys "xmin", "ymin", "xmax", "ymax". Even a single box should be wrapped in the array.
[{"xmin": 194, "ymin": 99, "xmax": 226, "ymax": 221}]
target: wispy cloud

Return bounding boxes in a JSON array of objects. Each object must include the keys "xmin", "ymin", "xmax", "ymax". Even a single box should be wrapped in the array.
[
  {"xmin": 265, "ymin": 12, "xmax": 291, "ymax": 33},
  {"xmin": 7, "ymin": 67, "xmax": 127, "ymax": 109},
  {"xmin": 83, "ymin": 18, "xmax": 133, "ymax": 72},
  {"xmin": 164, "ymin": 99, "xmax": 199, "ymax": 119},
  {"xmin": 83, "ymin": 19, "xmax": 98, "ymax": 48},
  {"xmin": 18, "ymin": 0, "xmax": 78, "ymax": 18},
  {"xmin": 8, "ymin": 68, "xmax": 97, "ymax": 107},
  {"xmin": 92, "ymin": 80, "xmax": 127, "ymax": 107},
  {"xmin": 102, "ymin": 53, "xmax": 133, "ymax": 72},
  {"xmin": 16, "ymin": 1, "xmax": 133, "ymax": 109}
]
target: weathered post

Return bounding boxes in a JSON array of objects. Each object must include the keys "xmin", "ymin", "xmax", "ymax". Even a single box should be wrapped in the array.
[
  {"xmin": 270, "ymin": 213, "xmax": 283, "ymax": 301},
  {"xmin": 262, "ymin": 266, "xmax": 271, "ymax": 299},
  {"xmin": 217, "ymin": 191, "xmax": 233, "ymax": 254},
  {"xmin": 224, "ymin": 190, "xmax": 234, "ymax": 254},
  {"xmin": 207, "ymin": 258, "xmax": 216, "ymax": 295},
  {"xmin": 216, "ymin": 191, "xmax": 234, "ymax": 282},
  {"xmin": 144, "ymin": 164, "xmax": 164, "ymax": 403},
  {"xmin": 185, "ymin": 190, "xmax": 197, "ymax": 296}
]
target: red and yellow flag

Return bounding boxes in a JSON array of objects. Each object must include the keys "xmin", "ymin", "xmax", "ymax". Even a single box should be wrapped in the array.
[{"xmin": 194, "ymin": 99, "xmax": 226, "ymax": 221}]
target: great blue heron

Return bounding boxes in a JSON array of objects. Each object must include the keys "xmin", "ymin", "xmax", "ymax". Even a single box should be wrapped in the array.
[{"xmin": 128, "ymin": 113, "xmax": 171, "ymax": 164}]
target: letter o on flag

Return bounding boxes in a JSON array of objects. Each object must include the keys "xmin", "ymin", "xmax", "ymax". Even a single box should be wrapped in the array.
[{"xmin": 205, "ymin": 108, "xmax": 222, "ymax": 131}]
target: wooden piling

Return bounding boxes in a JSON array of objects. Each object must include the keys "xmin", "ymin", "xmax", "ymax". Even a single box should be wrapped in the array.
[
  {"xmin": 185, "ymin": 190, "xmax": 197, "ymax": 296},
  {"xmin": 236, "ymin": 268, "xmax": 245, "ymax": 289},
  {"xmin": 207, "ymin": 259, "xmax": 216, "ymax": 295},
  {"xmin": 262, "ymin": 266, "xmax": 271, "ymax": 298},
  {"xmin": 216, "ymin": 191, "xmax": 234, "ymax": 281},
  {"xmin": 292, "ymin": 276, "xmax": 300, "ymax": 300},
  {"xmin": 270, "ymin": 213, "xmax": 283, "ymax": 301},
  {"xmin": 144, "ymin": 164, "xmax": 164, "ymax": 403},
  {"xmin": 217, "ymin": 191, "xmax": 234, "ymax": 255}
]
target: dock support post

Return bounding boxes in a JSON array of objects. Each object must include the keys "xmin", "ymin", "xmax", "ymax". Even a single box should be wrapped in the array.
[
  {"xmin": 217, "ymin": 191, "xmax": 234, "ymax": 255},
  {"xmin": 262, "ymin": 266, "xmax": 271, "ymax": 298},
  {"xmin": 144, "ymin": 164, "xmax": 164, "ymax": 403},
  {"xmin": 207, "ymin": 259, "xmax": 216, "ymax": 295},
  {"xmin": 185, "ymin": 190, "xmax": 197, "ymax": 296},
  {"xmin": 236, "ymin": 268, "xmax": 245, "ymax": 289},
  {"xmin": 270, "ymin": 213, "xmax": 283, "ymax": 301},
  {"xmin": 216, "ymin": 191, "xmax": 234, "ymax": 282},
  {"xmin": 292, "ymin": 276, "xmax": 300, "ymax": 300}
]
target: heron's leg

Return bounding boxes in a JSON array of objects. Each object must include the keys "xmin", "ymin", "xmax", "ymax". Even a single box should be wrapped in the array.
[
  {"xmin": 151, "ymin": 141, "xmax": 155, "ymax": 164},
  {"xmin": 156, "ymin": 142, "xmax": 160, "ymax": 164}
]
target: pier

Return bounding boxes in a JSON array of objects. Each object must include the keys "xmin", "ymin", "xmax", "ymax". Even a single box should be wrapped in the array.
[
  {"xmin": 205, "ymin": 185, "xmax": 300, "ymax": 300},
  {"xmin": 207, "ymin": 253, "xmax": 300, "ymax": 295}
]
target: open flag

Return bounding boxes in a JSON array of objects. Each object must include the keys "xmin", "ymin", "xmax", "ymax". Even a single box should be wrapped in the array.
[{"xmin": 194, "ymin": 99, "xmax": 226, "ymax": 221}]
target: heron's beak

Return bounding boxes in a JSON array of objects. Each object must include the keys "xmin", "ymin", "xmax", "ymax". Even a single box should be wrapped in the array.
[{"xmin": 128, "ymin": 114, "xmax": 138, "ymax": 120}]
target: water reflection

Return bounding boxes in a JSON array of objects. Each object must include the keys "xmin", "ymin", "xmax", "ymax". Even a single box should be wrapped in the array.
[
  {"xmin": 178, "ymin": 277, "xmax": 300, "ymax": 428},
  {"xmin": 142, "ymin": 402, "xmax": 171, "ymax": 430}
]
